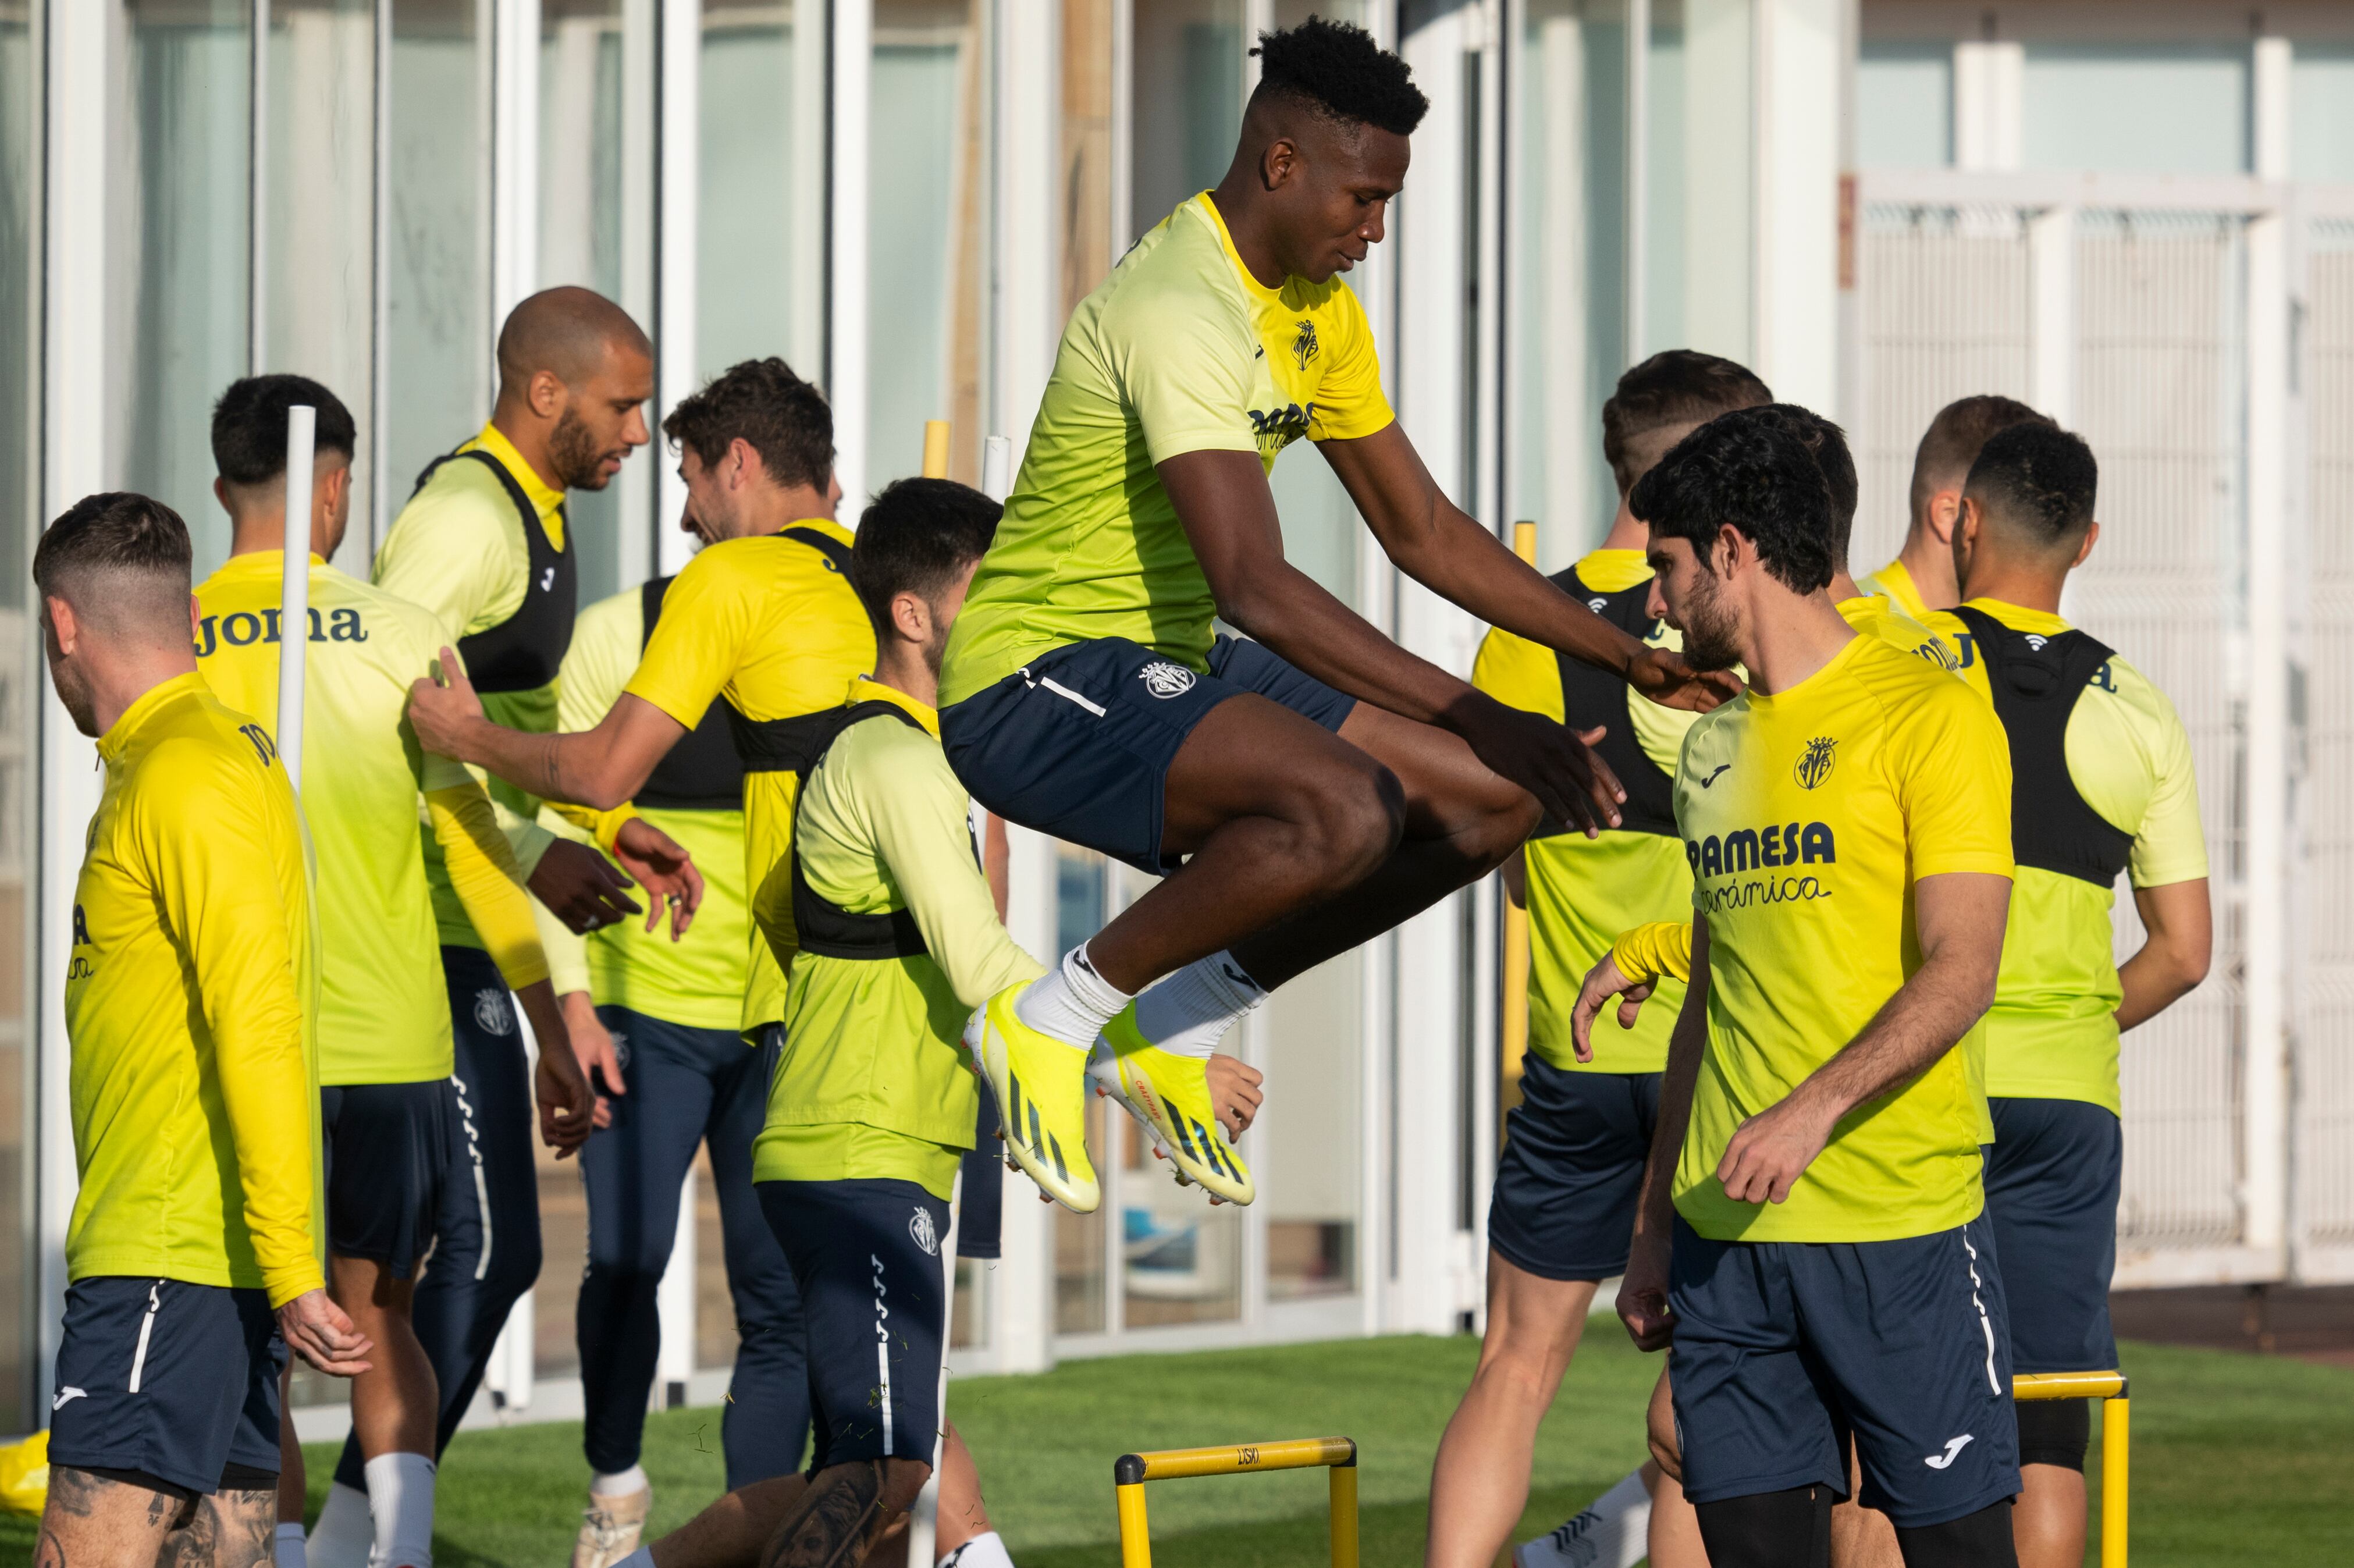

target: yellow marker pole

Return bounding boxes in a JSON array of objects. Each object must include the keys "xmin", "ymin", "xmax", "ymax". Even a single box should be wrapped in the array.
[
  {"xmin": 1500, "ymin": 520, "xmax": 1538, "ymax": 1122},
  {"xmin": 922, "ymin": 418, "xmax": 952, "ymax": 478},
  {"xmin": 2012, "ymin": 1371, "xmax": 2128, "ymax": 1565},
  {"xmin": 1112, "ymin": 1438, "xmax": 1357, "ymax": 1568},
  {"xmin": 1327, "ymin": 1455, "xmax": 1359, "ymax": 1568},
  {"xmin": 1115, "ymin": 1479, "xmax": 1153, "ymax": 1568}
]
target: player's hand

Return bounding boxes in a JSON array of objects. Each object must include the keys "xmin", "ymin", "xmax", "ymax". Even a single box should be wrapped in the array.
[
  {"xmin": 612, "ymin": 817, "xmax": 703, "ymax": 940},
  {"xmin": 534, "ymin": 1028, "xmax": 597, "ymax": 1157},
  {"xmin": 561, "ymin": 990, "xmax": 623, "ymax": 1127},
  {"xmin": 407, "ymin": 646, "xmax": 490, "ymax": 760},
  {"xmin": 1627, "ymin": 645, "xmax": 1743, "ymax": 713},
  {"xmin": 529, "ymin": 838, "xmax": 644, "ymax": 934},
  {"xmin": 1715, "ymin": 1093, "xmax": 1839, "ymax": 1206},
  {"xmin": 1571, "ymin": 951, "xmax": 1656, "ymax": 1063},
  {"xmin": 1616, "ymin": 1231, "xmax": 1676, "ymax": 1352},
  {"xmin": 1206, "ymin": 1053, "xmax": 1264, "ymax": 1141},
  {"xmin": 1455, "ymin": 694, "xmax": 1624, "ymax": 838},
  {"xmin": 278, "ymin": 1289, "xmax": 374, "ymax": 1378}
]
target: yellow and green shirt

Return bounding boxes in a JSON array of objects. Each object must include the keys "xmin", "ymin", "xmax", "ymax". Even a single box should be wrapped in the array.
[
  {"xmin": 623, "ymin": 525, "xmax": 876, "ymax": 975},
  {"xmin": 549, "ymin": 583, "xmax": 783, "ymax": 1037},
  {"xmin": 1673, "ymin": 633, "xmax": 2014, "ymax": 1243},
  {"xmin": 66, "ymin": 673, "xmax": 323, "ymax": 1306},
  {"xmin": 942, "ymin": 192, "xmax": 1395, "ymax": 706},
  {"xmin": 1473, "ymin": 549, "xmax": 1698, "ymax": 1073},
  {"xmin": 756, "ymin": 680, "xmax": 1045, "ymax": 1198},
  {"xmin": 1922, "ymin": 598, "xmax": 2207, "ymax": 1112},
  {"xmin": 1856, "ymin": 557, "xmax": 1934, "ymax": 622}
]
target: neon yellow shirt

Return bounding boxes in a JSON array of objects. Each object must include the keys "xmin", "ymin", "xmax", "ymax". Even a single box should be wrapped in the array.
[
  {"xmin": 1673, "ymin": 634, "xmax": 2014, "ymax": 1243},
  {"xmin": 1855, "ymin": 557, "xmax": 1933, "ymax": 621},
  {"xmin": 757, "ymin": 681, "xmax": 1045, "ymax": 1198},
  {"xmin": 551, "ymin": 584, "xmax": 781, "ymax": 1035},
  {"xmin": 1923, "ymin": 599, "xmax": 2207, "ymax": 1112},
  {"xmin": 941, "ymin": 193, "xmax": 1396, "ymax": 706},
  {"xmin": 66, "ymin": 673, "xmax": 323, "ymax": 1306},
  {"xmin": 376, "ymin": 422, "xmax": 566, "ymax": 950},
  {"xmin": 623, "ymin": 525, "xmax": 876, "ymax": 975},
  {"xmin": 196, "ymin": 553, "xmax": 547, "ymax": 1082},
  {"xmin": 1473, "ymin": 549, "xmax": 1696, "ymax": 1073}
]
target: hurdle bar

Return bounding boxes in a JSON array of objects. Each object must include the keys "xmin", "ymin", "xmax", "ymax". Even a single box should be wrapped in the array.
[
  {"xmin": 2014, "ymin": 1370, "xmax": 2128, "ymax": 1567},
  {"xmin": 1112, "ymin": 1437, "xmax": 1357, "ymax": 1568}
]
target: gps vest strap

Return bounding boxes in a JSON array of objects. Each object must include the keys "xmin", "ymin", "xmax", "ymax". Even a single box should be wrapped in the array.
[
  {"xmin": 1948, "ymin": 606, "xmax": 2135, "ymax": 888},
  {"xmin": 790, "ymin": 701, "xmax": 931, "ymax": 961},
  {"xmin": 723, "ymin": 524, "xmax": 862, "ymax": 773},
  {"xmin": 635, "ymin": 576, "xmax": 749, "ymax": 811},
  {"xmin": 1544, "ymin": 566, "xmax": 1678, "ymax": 838},
  {"xmin": 412, "ymin": 448, "xmax": 577, "ymax": 694}
]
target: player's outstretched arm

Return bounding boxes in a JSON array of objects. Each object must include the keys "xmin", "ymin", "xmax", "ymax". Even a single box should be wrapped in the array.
[
  {"xmin": 1160, "ymin": 447, "xmax": 1626, "ymax": 834},
  {"xmin": 408, "ymin": 650, "xmax": 687, "ymax": 812},
  {"xmin": 1617, "ymin": 916, "xmax": 1711, "ymax": 1352},
  {"xmin": 2116, "ymin": 877, "xmax": 2210, "ymax": 1032},
  {"xmin": 1570, "ymin": 921, "xmax": 1694, "ymax": 1060},
  {"xmin": 1713, "ymin": 871, "xmax": 2009, "ymax": 1206},
  {"xmin": 1319, "ymin": 424, "xmax": 1740, "ymax": 712}
]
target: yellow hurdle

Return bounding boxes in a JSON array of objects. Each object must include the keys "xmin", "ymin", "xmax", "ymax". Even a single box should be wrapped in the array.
[
  {"xmin": 2013, "ymin": 1371, "xmax": 2129, "ymax": 1567},
  {"xmin": 1112, "ymin": 1437, "xmax": 1359, "ymax": 1568}
]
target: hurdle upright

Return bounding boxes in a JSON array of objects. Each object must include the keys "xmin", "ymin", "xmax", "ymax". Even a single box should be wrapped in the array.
[{"xmin": 1112, "ymin": 1437, "xmax": 1357, "ymax": 1568}]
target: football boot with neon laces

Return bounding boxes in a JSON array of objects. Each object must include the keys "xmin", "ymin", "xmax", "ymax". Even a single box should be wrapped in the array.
[
  {"xmin": 966, "ymin": 983, "xmax": 1100, "ymax": 1213},
  {"xmin": 1090, "ymin": 1007, "xmax": 1255, "ymax": 1205}
]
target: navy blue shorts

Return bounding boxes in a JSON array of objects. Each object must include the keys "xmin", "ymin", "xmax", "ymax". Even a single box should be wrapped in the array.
[
  {"xmin": 1986, "ymin": 1097, "xmax": 2121, "ymax": 1376},
  {"xmin": 941, "ymin": 634, "xmax": 1358, "ymax": 874},
  {"xmin": 1489, "ymin": 1059, "xmax": 1660, "ymax": 1281},
  {"xmin": 50, "ymin": 1278, "xmax": 286, "ymax": 1494},
  {"xmin": 322, "ymin": 1079, "xmax": 453, "ymax": 1279},
  {"xmin": 1669, "ymin": 1215, "xmax": 2020, "ymax": 1528},
  {"xmin": 759, "ymin": 1179, "xmax": 953, "ymax": 1470}
]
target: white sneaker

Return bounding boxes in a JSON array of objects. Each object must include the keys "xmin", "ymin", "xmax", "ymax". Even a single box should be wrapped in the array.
[{"xmin": 572, "ymin": 1487, "xmax": 650, "ymax": 1568}]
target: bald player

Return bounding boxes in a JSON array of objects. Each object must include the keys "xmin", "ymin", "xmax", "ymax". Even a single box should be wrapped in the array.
[
  {"xmin": 312, "ymin": 287, "xmax": 702, "ymax": 1554},
  {"xmin": 1857, "ymin": 396, "xmax": 2052, "ymax": 620}
]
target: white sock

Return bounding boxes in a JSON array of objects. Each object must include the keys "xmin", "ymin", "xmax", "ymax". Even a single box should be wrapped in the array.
[
  {"xmin": 591, "ymin": 1463, "xmax": 648, "ymax": 1498},
  {"xmin": 276, "ymin": 1522, "xmax": 308, "ymax": 1568},
  {"xmin": 309, "ymin": 1483, "xmax": 374, "ymax": 1568},
  {"xmin": 363, "ymin": 1452, "xmax": 437, "ymax": 1568},
  {"xmin": 1014, "ymin": 943, "xmax": 1131, "ymax": 1049},
  {"xmin": 1133, "ymin": 951, "xmax": 1265, "ymax": 1059},
  {"xmin": 1521, "ymin": 1467, "xmax": 1649, "ymax": 1568},
  {"xmin": 940, "ymin": 1529, "xmax": 1014, "ymax": 1568}
]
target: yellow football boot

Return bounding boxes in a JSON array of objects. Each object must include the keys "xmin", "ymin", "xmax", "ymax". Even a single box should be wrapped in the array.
[
  {"xmin": 966, "ymin": 983, "xmax": 1101, "ymax": 1213},
  {"xmin": 1094, "ymin": 1008, "xmax": 1255, "ymax": 1205}
]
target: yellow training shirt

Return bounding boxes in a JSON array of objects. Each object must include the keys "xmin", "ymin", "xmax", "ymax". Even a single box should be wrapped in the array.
[
  {"xmin": 942, "ymin": 193, "xmax": 1395, "ymax": 706},
  {"xmin": 1473, "ymin": 549, "xmax": 1697, "ymax": 1073},
  {"xmin": 623, "ymin": 525, "xmax": 876, "ymax": 975},
  {"xmin": 66, "ymin": 673, "xmax": 323, "ymax": 1306},
  {"xmin": 1673, "ymin": 633, "xmax": 2014, "ymax": 1244},
  {"xmin": 1855, "ymin": 557, "xmax": 1933, "ymax": 622},
  {"xmin": 553, "ymin": 584, "xmax": 781, "ymax": 1036},
  {"xmin": 1922, "ymin": 599, "xmax": 2207, "ymax": 1112}
]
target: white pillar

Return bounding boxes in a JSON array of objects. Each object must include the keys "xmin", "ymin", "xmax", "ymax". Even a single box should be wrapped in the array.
[
  {"xmin": 2243, "ymin": 205, "xmax": 2291, "ymax": 1270},
  {"xmin": 994, "ymin": 825, "xmax": 1058, "ymax": 1373},
  {"xmin": 655, "ymin": 1169, "xmax": 698, "ymax": 1399},
  {"xmin": 655, "ymin": 0, "xmax": 701, "ymax": 576},
  {"xmin": 2026, "ymin": 207, "xmax": 2074, "ymax": 425},
  {"xmin": 1680, "ymin": 0, "xmax": 1753, "ymax": 365},
  {"xmin": 1952, "ymin": 38, "xmax": 2021, "ymax": 174},
  {"xmin": 991, "ymin": 0, "xmax": 1059, "ymax": 455},
  {"xmin": 1754, "ymin": 0, "xmax": 1840, "ymax": 411},
  {"xmin": 2253, "ymin": 35, "xmax": 2291, "ymax": 184},
  {"xmin": 491, "ymin": 0, "xmax": 542, "ymax": 328},
  {"xmin": 830, "ymin": 0, "xmax": 872, "ymax": 514}
]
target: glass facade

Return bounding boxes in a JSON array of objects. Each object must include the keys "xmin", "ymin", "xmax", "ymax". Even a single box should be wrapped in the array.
[
  {"xmin": 698, "ymin": 0, "xmax": 821, "ymax": 382},
  {"xmin": 0, "ymin": 0, "xmax": 32, "ymax": 1433}
]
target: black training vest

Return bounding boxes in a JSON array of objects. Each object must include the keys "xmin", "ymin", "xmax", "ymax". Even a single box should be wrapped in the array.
[
  {"xmin": 635, "ymin": 576, "xmax": 751, "ymax": 811},
  {"xmin": 1541, "ymin": 565, "xmax": 1678, "ymax": 837},
  {"xmin": 789, "ymin": 700, "xmax": 933, "ymax": 961},
  {"xmin": 411, "ymin": 448, "xmax": 578, "ymax": 692},
  {"xmin": 723, "ymin": 525, "xmax": 861, "ymax": 774},
  {"xmin": 1948, "ymin": 606, "xmax": 2135, "ymax": 887}
]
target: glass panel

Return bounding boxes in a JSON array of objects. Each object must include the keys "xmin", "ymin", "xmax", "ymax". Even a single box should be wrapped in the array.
[
  {"xmin": 385, "ymin": 0, "xmax": 489, "ymax": 530},
  {"xmin": 1510, "ymin": 0, "xmax": 1628, "ymax": 570},
  {"xmin": 1647, "ymin": 0, "xmax": 1750, "ymax": 369},
  {"xmin": 1130, "ymin": 0, "xmax": 1245, "ymax": 244},
  {"xmin": 536, "ymin": 1126, "xmax": 588, "ymax": 1379},
  {"xmin": 698, "ymin": 0, "xmax": 820, "ymax": 381},
  {"xmin": 1119, "ymin": 1107, "xmax": 1243, "ymax": 1327},
  {"xmin": 1052, "ymin": 849, "xmax": 1107, "ymax": 1333},
  {"xmin": 266, "ymin": 0, "xmax": 376, "ymax": 570},
  {"xmin": 121, "ymin": 0, "xmax": 253, "ymax": 577},
  {"xmin": 0, "ymin": 0, "xmax": 34, "ymax": 1431},
  {"xmin": 870, "ymin": 0, "xmax": 985, "ymax": 488},
  {"xmin": 1856, "ymin": 42, "xmax": 1953, "ymax": 170},
  {"xmin": 1261, "ymin": 953, "xmax": 1359, "ymax": 1301},
  {"xmin": 2289, "ymin": 44, "xmax": 2354, "ymax": 183},
  {"xmin": 950, "ymin": 1255, "xmax": 984, "ymax": 1349},
  {"xmin": 2022, "ymin": 45, "xmax": 2250, "ymax": 177},
  {"xmin": 694, "ymin": 1147, "xmax": 736, "ymax": 1370}
]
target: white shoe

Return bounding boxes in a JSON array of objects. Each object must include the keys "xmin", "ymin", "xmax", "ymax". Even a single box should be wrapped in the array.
[
  {"xmin": 572, "ymin": 1487, "xmax": 650, "ymax": 1568},
  {"xmin": 1513, "ymin": 1494, "xmax": 1649, "ymax": 1568}
]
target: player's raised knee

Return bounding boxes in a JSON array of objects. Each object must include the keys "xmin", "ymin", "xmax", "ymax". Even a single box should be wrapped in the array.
[{"xmin": 1297, "ymin": 756, "xmax": 1406, "ymax": 887}]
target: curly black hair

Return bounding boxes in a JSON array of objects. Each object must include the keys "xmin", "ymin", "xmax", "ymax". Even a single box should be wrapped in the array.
[
  {"xmin": 1628, "ymin": 407, "xmax": 1835, "ymax": 593},
  {"xmin": 1964, "ymin": 422, "xmax": 2097, "ymax": 548},
  {"xmin": 663, "ymin": 357, "xmax": 834, "ymax": 493},
  {"xmin": 1751, "ymin": 403, "xmax": 1857, "ymax": 559},
  {"xmin": 1252, "ymin": 16, "xmax": 1428, "ymax": 137}
]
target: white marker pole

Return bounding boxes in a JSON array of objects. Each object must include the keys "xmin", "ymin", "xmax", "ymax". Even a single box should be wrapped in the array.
[
  {"xmin": 276, "ymin": 405, "xmax": 317, "ymax": 793},
  {"xmin": 981, "ymin": 434, "xmax": 1012, "ymax": 503}
]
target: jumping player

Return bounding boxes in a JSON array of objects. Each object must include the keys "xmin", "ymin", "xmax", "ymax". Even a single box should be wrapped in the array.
[
  {"xmin": 1922, "ymin": 425, "xmax": 2209, "ymax": 1568},
  {"xmin": 1617, "ymin": 410, "xmax": 2022, "ymax": 1567},
  {"xmin": 939, "ymin": 17, "xmax": 1729, "ymax": 1215},
  {"xmin": 1857, "ymin": 396, "xmax": 2050, "ymax": 620},
  {"xmin": 36, "ymin": 493, "xmax": 371, "ymax": 1568}
]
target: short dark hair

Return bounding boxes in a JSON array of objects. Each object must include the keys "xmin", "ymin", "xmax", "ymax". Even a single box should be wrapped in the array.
[
  {"xmin": 1628, "ymin": 408, "xmax": 1834, "ymax": 593},
  {"xmin": 1754, "ymin": 404, "xmax": 1857, "ymax": 559},
  {"xmin": 1251, "ymin": 16, "xmax": 1428, "ymax": 137},
  {"xmin": 1601, "ymin": 350, "xmax": 1773, "ymax": 495},
  {"xmin": 663, "ymin": 358, "xmax": 834, "ymax": 493},
  {"xmin": 1964, "ymin": 424, "xmax": 2097, "ymax": 549},
  {"xmin": 1909, "ymin": 394, "xmax": 2052, "ymax": 523},
  {"xmin": 211, "ymin": 374, "xmax": 358, "ymax": 487},
  {"xmin": 850, "ymin": 479, "xmax": 1001, "ymax": 637},
  {"xmin": 35, "ymin": 492, "xmax": 194, "ymax": 609}
]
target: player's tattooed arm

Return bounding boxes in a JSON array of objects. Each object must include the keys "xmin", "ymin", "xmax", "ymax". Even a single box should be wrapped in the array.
[{"xmin": 759, "ymin": 1462, "xmax": 892, "ymax": 1568}]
